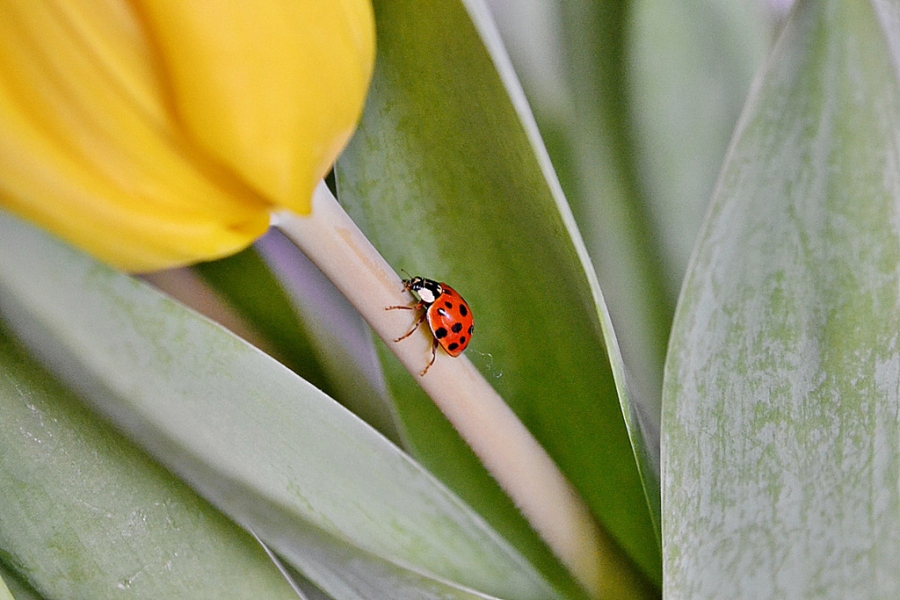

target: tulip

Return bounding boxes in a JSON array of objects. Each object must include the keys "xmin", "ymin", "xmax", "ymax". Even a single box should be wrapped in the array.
[{"xmin": 0, "ymin": 0, "xmax": 375, "ymax": 272}]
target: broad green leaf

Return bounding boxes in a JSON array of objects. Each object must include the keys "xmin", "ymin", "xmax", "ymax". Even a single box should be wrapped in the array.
[
  {"xmin": 487, "ymin": 0, "xmax": 669, "ymax": 431},
  {"xmin": 664, "ymin": 1, "xmax": 900, "ymax": 596},
  {"xmin": 500, "ymin": 0, "xmax": 674, "ymax": 433},
  {"xmin": 337, "ymin": 0, "xmax": 660, "ymax": 590},
  {"xmin": 192, "ymin": 238, "xmax": 401, "ymax": 444},
  {"xmin": 0, "ymin": 568, "xmax": 22, "ymax": 600},
  {"xmin": 253, "ymin": 233, "xmax": 401, "ymax": 443},
  {"xmin": 0, "ymin": 564, "xmax": 40, "ymax": 600},
  {"xmin": 489, "ymin": 0, "xmax": 767, "ymax": 432},
  {"xmin": 0, "ymin": 211, "xmax": 561, "ymax": 600},
  {"xmin": 628, "ymin": 0, "xmax": 768, "ymax": 299},
  {"xmin": 194, "ymin": 245, "xmax": 333, "ymax": 392},
  {"xmin": 0, "ymin": 329, "xmax": 297, "ymax": 599}
]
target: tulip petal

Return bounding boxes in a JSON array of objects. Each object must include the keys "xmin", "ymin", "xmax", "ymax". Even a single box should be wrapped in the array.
[
  {"xmin": 0, "ymin": 0, "xmax": 374, "ymax": 271},
  {"xmin": 136, "ymin": 0, "xmax": 376, "ymax": 214}
]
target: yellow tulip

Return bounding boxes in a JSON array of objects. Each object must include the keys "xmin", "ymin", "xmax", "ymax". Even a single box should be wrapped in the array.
[{"xmin": 0, "ymin": 0, "xmax": 375, "ymax": 272}]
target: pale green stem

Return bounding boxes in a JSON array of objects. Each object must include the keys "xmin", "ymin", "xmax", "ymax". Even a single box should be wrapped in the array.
[{"xmin": 273, "ymin": 181, "xmax": 631, "ymax": 598}]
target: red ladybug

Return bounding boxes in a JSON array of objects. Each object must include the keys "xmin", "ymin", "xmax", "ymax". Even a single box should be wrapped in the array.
[{"xmin": 387, "ymin": 276, "xmax": 474, "ymax": 375}]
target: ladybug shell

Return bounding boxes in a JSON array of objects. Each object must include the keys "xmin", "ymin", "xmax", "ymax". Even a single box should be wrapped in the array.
[{"xmin": 425, "ymin": 284, "xmax": 473, "ymax": 356}]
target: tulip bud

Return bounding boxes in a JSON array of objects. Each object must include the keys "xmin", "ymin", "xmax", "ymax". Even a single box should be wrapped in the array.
[{"xmin": 0, "ymin": 0, "xmax": 375, "ymax": 272}]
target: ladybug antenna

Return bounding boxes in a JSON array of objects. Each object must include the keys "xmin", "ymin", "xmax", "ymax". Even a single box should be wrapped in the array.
[{"xmin": 399, "ymin": 268, "xmax": 412, "ymax": 279}]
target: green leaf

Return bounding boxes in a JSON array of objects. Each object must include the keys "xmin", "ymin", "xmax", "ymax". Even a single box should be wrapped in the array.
[
  {"xmin": 192, "ymin": 239, "xmax": 401, "ymax": 444},
  {"xmin": 628, "ymin": 0, "xmax": 768, "ymax": 298},
  {"xmin": 194, "ymin": 245, "xmax": 333, "ymax": 393},
  {"xmin": 0, "ymin": 328, "xmax": 297, "ymax": 599},
  {"xmin": 0, "ymin": 566, "xmax": 24, "ymax": 600},
  {"xmin": 0, "ymin": 560, "xmax": 46, "ymax": 600},
  {"xmin": 536, "ymin": 0, "xmax": 675, "ymax": 428},
  {"xmin": 664, "ymin": 0, "xmax": 900, "ymax": 595},
  {"xmin": 337, "ymin": 0, "xmax": 660, "ymax": 590},
  {"xmin": 490, "ymin": 0, "xmax": 767, "ymax": 431},
  {"xmin": 0, "ymin": 211, "xmax": 561, "ymax": 600}
]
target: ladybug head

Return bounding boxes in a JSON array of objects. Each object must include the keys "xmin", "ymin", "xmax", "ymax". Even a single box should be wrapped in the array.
[{"xmin": 404, "ymin": 276, "xmax": 443, "ymax": 304}]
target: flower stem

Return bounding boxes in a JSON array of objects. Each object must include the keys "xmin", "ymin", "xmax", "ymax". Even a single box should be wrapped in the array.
[{"xmin": 274, "ymin": 181, "xmax": 635, "ymax": 598}]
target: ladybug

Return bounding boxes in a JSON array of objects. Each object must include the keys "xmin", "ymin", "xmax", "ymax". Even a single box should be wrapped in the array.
[{"xmin": 386, "ymin": 276, "xmax": 474, "ymax": 375}]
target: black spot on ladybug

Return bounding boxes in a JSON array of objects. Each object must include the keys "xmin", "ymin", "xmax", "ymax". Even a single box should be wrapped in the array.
[
  {"xmin": 451, "ymin": 322, "xmax": 463, "ymax": 333},
  {"xmin": 458, "ymin": 337, "xmax": 466, "ymax": 345},
  {"xmin": 437, "ymin": 308, "xmax": 449, "ymax": 317},
  {"xmin": 459, "ymin": 304, "xmax": 468, "ymax": 317},
  {"xmin": 468, "ymin": 324, "xmax": 474, "ymax": 335},
  {"xmin": 448, "ymin": 342, "xmax": 459, "ymax": 352},
  {"xmin": 434, "ymin": 327, "xmax": 448, "ymax": 339},
  {"xmin": 443, "ymin": 301, "xmax": 454, "ymax": 309}
]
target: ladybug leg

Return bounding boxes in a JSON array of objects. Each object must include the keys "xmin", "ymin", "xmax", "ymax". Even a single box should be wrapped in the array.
[
  {"xmin": 385, "ymin": 298, "xmax": 421, "ymax": 311},
  {"xmin": 390, "ymin": 307, "xmax": 427, "ymax": 343},
  {"xmin": 385, "ymin": 281, "xmax": 419, "ymax": 312},
  {"xmin": 420, "ymin": 337, "xmax": 439, "ymax": 376}
]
